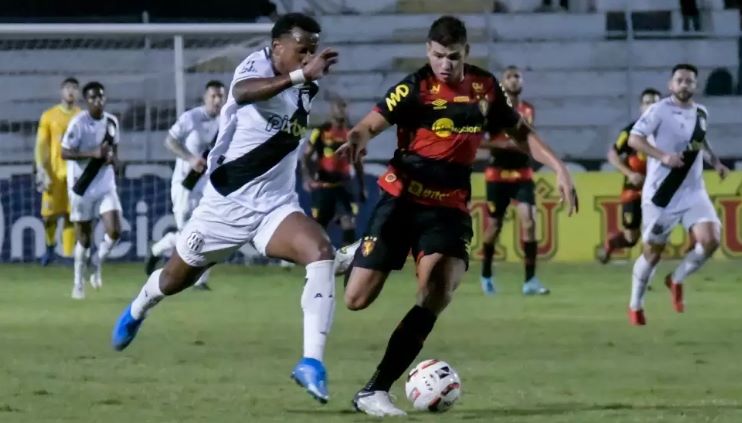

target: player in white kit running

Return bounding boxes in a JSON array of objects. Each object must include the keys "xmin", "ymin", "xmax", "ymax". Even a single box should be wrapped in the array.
[
  {"xmin": 626, "ymin": 64, "xmax": 729, "ymax": 325},
  {"xmin": 112, "ymin": 13, "xmax": 341, "ymax": 404},
  {"xmin": 61, "ymin": 82, "xmax": 122, "ymax": 300},
  {"xmin": 145, "ymin": 80, "xmax": 226, "ymax": 291}
]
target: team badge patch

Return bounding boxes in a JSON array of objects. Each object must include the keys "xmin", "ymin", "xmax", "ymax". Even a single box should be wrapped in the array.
[
  {"xmin": 361, "ymin": 236, "xmax": 377, "ymax": 257},
  {"xmin": 186, "ymin": 231, "xmax": 205, "ymax": 253},
  {"xmin": 479, "ymin": 99, "xmax": 489, "ymax": 117}
]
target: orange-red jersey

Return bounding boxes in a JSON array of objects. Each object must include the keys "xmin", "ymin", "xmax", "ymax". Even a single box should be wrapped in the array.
[
  {"xmin": 372, "ymin": 64, "xmax": 520, "ymax": 210},
  {"xmin": 307, "ymin": 123, "xmax": 351, "ymax": 183},
  {"xmin": 485, "ymin": 100, "xmax": 534, "ymax": 182},
  {"xmin": 614, "ymin": 120, "xmax": 647, "ymax": 203}
]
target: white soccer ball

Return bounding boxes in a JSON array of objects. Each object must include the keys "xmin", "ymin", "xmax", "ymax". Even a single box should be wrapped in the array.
[{"xmin": 404, "ymin": 359, "xmax": 462, "ymax": 412}]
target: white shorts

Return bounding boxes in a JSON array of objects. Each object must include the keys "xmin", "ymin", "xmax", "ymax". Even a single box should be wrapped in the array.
[
  {"xmin": 171, "ymin": 185, "xmax": 204, "ymax": 230},
  {"xmin": 175, "ymin": 191, "xmax": 304, "ymax": 267},
  {"xmin": 642, "ymin": 193, "xmax": 720, "ymax": 245},
  {"xmin": 69, "ymin": 189, "xmax": 122, "ymax": 222}
]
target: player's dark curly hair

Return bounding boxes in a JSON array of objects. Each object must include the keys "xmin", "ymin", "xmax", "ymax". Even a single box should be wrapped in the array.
[
  {"xmin": 271, "ymin": 13, "xmax": 321, "ymax": 39},
  {"xmin": 61, "ymin": 77, "xmax": 78, "ymax": 87},
  {"xmin": 672, "ymin": 63, "xmax": 698, "ymax": 76},
  {"xmin": 205, "ymin": 80, "xmax": 224, "ymax": 90},
  {"xmin": 428, "ymin": 16, "xmax": 467, "ymax": 46},
  {"xmin": 82, "ymin": 81, "xmax": 104, "ymax": 97},
  {"xmin": 640, "ymin": 87, "xmax": 661, "ymax": 99}
]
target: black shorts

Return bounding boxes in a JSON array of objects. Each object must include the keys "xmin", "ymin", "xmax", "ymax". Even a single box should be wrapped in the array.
[
  {"xmin": 485, "ymin": 180, "xmax": 536, "ymax": 219},
  {"xmin": 622, "ymin": 198, "xmax": 642, "ymax": 230},
  {"xmin": 311, "ymin": 185, "xmax": 354, "ymax": 227},
  {"xmin": 353, "ymin": 192, "xmax": 473, "ymax": 271}
]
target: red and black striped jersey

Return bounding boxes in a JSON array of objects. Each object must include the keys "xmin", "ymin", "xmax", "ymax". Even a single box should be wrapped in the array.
[
  {"xmin": 307, "ymin": 122, "xmax": 351, "ymax": 183},
  {"xmin": 488, "ymin": 100, "xmax": 534, "ymax": 171},
  {"xmin": 373, "ymin": 63, "xmax": 520, "ymax": 209}
]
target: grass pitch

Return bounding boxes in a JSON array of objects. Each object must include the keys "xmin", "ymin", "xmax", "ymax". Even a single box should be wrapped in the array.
[{"xmin": 1, "ymin": 260, "xmax": 741, "ymax": 422}]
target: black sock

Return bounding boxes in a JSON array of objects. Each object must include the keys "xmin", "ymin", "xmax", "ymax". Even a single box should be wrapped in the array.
[
  {"xmin": 481, "ymin": 242, "xmax": 494, "ymax": 278},
  {"xmin": 342, "ymin": 228, "xmax": 356, "ymax": 245},
  {"xmin": 607, "ymin": 232, "xmax": 633, "ymax": 251},
  {"xmin": 364, "ymin": 305, "xmax": 437, "ymax": 392},
  {"xmin": 524, "ymin": 241, "xmax": 537, "ymax": 282}
]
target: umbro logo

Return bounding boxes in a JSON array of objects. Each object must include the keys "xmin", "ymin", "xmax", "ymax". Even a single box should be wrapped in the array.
[{"xmin": 314, "ymin": 293, "xmax": 323, "ymax": 298}]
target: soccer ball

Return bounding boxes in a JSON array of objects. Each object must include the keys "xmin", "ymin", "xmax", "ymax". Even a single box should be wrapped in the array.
[{"xmin": 404, "ymin": 359, "xmax": 462, "ymax": 412}]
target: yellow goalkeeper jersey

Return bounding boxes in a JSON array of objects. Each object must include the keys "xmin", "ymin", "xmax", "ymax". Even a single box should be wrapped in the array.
[{"xmin": 35, "ymin": 104, "xmax": 81, "ymax": 180}]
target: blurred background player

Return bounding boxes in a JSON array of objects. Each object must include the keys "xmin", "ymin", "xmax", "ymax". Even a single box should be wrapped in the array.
[
  {"xmin": 479, "ymin": 65, "xmax": 549, "ymax": 296},
  {"xmin": 145, "ymin": 80, "xmax": 226, "ymax": 291},
  {"xmin": 301, "ymin": 97, "xmax": 365, "ymax": 245},
  {"xmin": 112, "ymin": 13, "xmax": 345, "ymax": 404},
  {"xmin": 599, "ymin": 88, "xmax": 661, "ymax": 264},
  {"xmin": 337, "ymin": 16, "xmax": 578, "ymax": 416},
  {"xmin": 61, "ymin": 82, "xmax": 122, "ymax": 299},
  {"xmin": 34, "ymin": 77, "xmax": 80, "ymax": 265},
  {"xmin": 626, "ymin": 64, "xmax": 729, "ymax": 325}
]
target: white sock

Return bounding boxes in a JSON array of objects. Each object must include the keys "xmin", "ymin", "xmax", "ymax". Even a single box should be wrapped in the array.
[
  {"xmin": 98, "ymin": 233, "xmax": 117, "ymax": 260},
  {"xmin": 130, "ymin": 269, "xmax": 165, "ymax": 320},
  {"xmin": 74, "ymin": 242, "xmax": 89, "ymax": 288},
  {"xmin": 301, "ymin": 260, "xmax": 335, "ymax": 362},
  {"xmin": 194, "ymin": 269, "xmax": 211, "ymax": 286},
  {"xmin": 671, "ymin": 243, "xmax": 709, "ymax": 284},
  {"xmin": 151, "ymin": 232, "xmax": 178, "ymax": 257},
  {"xmin": 630, "ymin": 255, "xmax": 655, "ymax": 311}
]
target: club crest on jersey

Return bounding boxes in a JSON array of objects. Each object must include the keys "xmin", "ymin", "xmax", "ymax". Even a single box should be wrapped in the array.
[
  {"xmin": 472, "ymin": 82, "xmax": 484, "ymax": 93},
  {"xmin": 479, "ymin": 99, "xmax": 489, "ymax": 117},
  {"xmin": 430, "ymin": 84, "xmax": 440, "ymax": 94},
  {"xmin": 361, "ymin": 236, "xmax": 377, "ymax": 257},
  {"xmin": 299, "ymin": 87, "xmax": 312, "ymax": 112}
]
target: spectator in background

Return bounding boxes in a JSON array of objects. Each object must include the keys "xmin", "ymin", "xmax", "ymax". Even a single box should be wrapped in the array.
[{"xmin": 680, "ymin": 0, "xmax": 701, "ymax": 31}]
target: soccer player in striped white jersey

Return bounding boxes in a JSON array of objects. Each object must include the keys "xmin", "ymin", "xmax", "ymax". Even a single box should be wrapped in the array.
[
  {"xmin": 626, "ymin": 64, "xmax": 729, "ymax": 325},
  {"xmin": 112, "ymin": 13, "xmax": 343, "ymax": 404},
  {"xmin": 144, "ymin": 81, "xmax": 225, "ymax": 291},
  {"xmin": 61, "ymin": 82, "xmax": 122, "ymax": 299}
]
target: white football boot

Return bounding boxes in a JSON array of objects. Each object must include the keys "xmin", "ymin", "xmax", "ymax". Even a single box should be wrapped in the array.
[{"xmin": 352, "ymin": 391, "xmax": 407, "ymax": 417}]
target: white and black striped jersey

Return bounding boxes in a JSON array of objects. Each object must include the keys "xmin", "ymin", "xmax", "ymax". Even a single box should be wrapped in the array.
[
  {"xmin": 206, "ymin": 47, "xmax": 318, "ymax": 212},
  {"xmin": 169, "ymin": 106, "xmax": 218, "ymax": 192},
  {"xmin": 631, "ymin": 97, "xmax": 709, "ymax": 211},
  {"xmin": 62, "ymin": 110, "xmax": 120, "ymax": 197}
]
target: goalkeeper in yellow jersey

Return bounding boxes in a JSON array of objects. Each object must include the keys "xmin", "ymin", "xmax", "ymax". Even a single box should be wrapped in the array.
[{"xmin": 35, "ymin": 77, "xmax": 80, "ymax": 265}]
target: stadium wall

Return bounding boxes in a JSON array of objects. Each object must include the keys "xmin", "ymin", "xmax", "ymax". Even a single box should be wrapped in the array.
[{"xmin": 1, "ymin": 169, "xmax": 740, "ymax": 263}]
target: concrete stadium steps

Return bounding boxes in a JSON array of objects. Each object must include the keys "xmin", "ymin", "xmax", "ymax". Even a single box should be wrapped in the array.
[
  {"xmin": 396, "ymin": 0, "xmax": 493, "ymax": 14},
  {"xmin": 328, "ymin": 39, "xmax": 737, "ymax": 72},
  {"xmin": 320, "ymin": 13, "xmax": 605, "ymax": 44}
]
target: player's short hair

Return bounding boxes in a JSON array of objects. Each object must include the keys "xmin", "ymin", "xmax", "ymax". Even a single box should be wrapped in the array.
[
  {"xmin": 271, "ymin": 13, "xmax": 321, "ymax": 39},
  {"xmin": 504, "ymin": 65, "xmax": 520, "ymax": 72},
  {"xmin": 82, "ymin": 81, "xmax": 105, "ymax": 97},
  {"xmin": 428, "ymin": 16, "xmax": 467, "ymax": 46},
  {"xmin": 205, "ymin": 80, "xmax": 224, "ymax": 91},
  {"xmin": 61, "ymin": 77, "xmax": 79, "ymax": 87},
  {"xmin": 671, "ymin": 63, "xmax": 698, "ymax": 77},
  {"xmin": 640, "ymin": 88, "xmax": 661, "ymax": 99}
]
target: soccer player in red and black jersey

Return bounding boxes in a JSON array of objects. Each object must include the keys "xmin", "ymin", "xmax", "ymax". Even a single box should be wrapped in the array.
[
  {"xmin": 301, "ymin": 97, "xmax": 366, "ymax": 245},
  {"xmin": 598, "ymin": 88, "xmax": 661, "ymax": 264},
  {"xmin": 336, "ymin": 16, "xmax": 578, "ymax": 416},
  {"xmin": 479, "ymin": 65, "xmax": 549, "ymax": 296}
]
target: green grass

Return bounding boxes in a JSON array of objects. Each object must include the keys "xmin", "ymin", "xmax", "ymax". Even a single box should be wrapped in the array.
[{"xmin": 1, "ymin": 260, "xmax": 742, "ymax": 422}]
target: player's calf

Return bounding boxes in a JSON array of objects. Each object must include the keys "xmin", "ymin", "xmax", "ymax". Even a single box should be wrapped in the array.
[{"xmin": 345, "ymin": 267, "xmax": 389, "ymax": 311}]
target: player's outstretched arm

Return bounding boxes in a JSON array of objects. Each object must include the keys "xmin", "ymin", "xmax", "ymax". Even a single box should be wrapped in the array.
[
  {"xmin": 339, "ymin": 111, "xmax": 390, "ymax": 163},
  {"xmin": 627, "ymin": 134, "xmax": 684, "ymax": 168},
  {"xmin": 505, "ymin": 119, "xmax": 579, "ymax": 215},
  {"xmin": 232, "ymin": 48, "xmax": 338, "ymax": 105},
  {"xmin": 702, "ymin": 139, "xmax": 730, "ymax": 179}
]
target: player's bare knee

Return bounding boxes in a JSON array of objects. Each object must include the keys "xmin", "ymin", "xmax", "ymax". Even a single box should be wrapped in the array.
[
  {"xmin": 344, "ymin": 290, "xmax": 371, "ymax": 311},
  {"xmin": 307, "ymin": 239, "xmax": 335, "ymax": 262},
  {"xmin": 109, "ymin": 229, "xmax": 121, "ymax": 241},
  {"xmin": 699, "ymin": 238, "xmax": 719, "ymax": 256}
]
